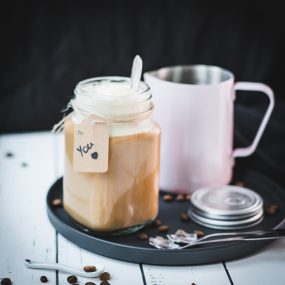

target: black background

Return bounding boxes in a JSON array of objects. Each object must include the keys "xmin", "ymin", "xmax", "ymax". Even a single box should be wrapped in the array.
[{"xmin": 1, "ymin": 0, "xmax": 285, "ymax": 186}]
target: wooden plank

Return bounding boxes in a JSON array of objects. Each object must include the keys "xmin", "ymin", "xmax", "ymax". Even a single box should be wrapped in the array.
[
  {"xmin": 226, "ymin": 239, "xmax": 285, "ymax": 285},
  {"xmin": 53, "ymin": 132, "xmax": 64, "ymax": 179},
  {"xmin": 58, "ymin": 235, "xmax": 145, "ymax": 285},
  {"xmin": 0, "ymin": 132, "xmax": 57, "ymax": 284},
  {"xmin": 143, "ymin": 263, "xmax": 231, "ymax": 285}
]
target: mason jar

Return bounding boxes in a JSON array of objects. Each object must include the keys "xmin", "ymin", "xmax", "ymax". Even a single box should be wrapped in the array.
[{"xmin": 63, "ymin": 76, "xmax": 161, "ymax": 234}]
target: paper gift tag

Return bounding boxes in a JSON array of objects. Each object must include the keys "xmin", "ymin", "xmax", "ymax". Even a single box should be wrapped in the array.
[{"xmin": 73, "ymin": 115, "xmax": 109, "ymax": 173}]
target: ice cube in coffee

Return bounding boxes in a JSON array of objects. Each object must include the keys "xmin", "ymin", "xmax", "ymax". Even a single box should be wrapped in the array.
[{"xmin": 63, "ymin": 76, "xmax": 160, "ymax": 233}]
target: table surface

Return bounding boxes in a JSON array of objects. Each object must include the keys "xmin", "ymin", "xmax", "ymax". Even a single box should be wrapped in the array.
[{"xmin": 0, "ymin": 132, "xmax": 285, "ymax": 285}]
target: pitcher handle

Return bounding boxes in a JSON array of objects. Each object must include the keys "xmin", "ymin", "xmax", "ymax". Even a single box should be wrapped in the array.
[{"xmin": 233, "ymin": 82, "xmax": 275, "ymax": 158}]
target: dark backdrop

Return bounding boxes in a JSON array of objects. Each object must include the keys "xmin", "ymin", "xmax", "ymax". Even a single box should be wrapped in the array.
[{"xmin": 1, "ymin": 0, "xmax": 285, "ymax": 185}]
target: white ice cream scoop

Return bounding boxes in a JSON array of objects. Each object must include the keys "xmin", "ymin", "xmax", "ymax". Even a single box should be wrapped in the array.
[{"xmin": 24, "ymin": 259, "xmax": 104, "ymax": 278}]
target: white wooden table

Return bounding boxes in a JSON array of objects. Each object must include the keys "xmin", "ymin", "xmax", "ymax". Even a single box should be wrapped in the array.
[{"xmin": 1, "ymin": 132, "xmax": 285, "ymax": 285}]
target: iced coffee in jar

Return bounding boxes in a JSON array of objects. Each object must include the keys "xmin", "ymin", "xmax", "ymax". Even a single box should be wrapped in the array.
[{"xmin": 63, "ymin": 76, "xmax": 160, "ymax": 234}]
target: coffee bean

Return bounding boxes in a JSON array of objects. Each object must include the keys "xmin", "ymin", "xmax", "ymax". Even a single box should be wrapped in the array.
[
  {"xmin": 265, "ymin": 204, "xmax": 280, "ymax": 215},
  {"xmin": 194, "ymin": 230, "xmax": 205, "ymax": 238},
  {"xmin": 1, "ymin": 278, "xmax": 12, "ymax": 285},
  {"xmin": 5, "ymin": 152, "xmax": 14, "ymax": 158},
  {"xmin": 52, "ymin": 198, "xmax": 62, "ymax": 207},
  {"xmin": 100, "ymin": 272, "xmax": 111, "ymax": 281},
  {"xmin": 180, "ymin": 212, "xmax": 190, "ymax": 222},
  {"xmin": 152, "ymin": 219, "xmax": 162, "ymax": 227},
  {"xmin": 185, "ymin": 194, "xmax": 192, "ymax": 200},
  {"xmin": 100, "ymin": 281, "xmax": 110, "ymax": 285},
  {"xmin": 67, "ymin": 275, "xmax": 78, "ymax": 284},
  {"xmin": 176, "ymin": 194, "xmax": 185, "ymax": 202},
  {"xmin": 163, "ymin": 194, "xmax": 174, "ymax": 202},
  {"xmin": 158, "ymin": 224, "xmax": 169, "ymax": 233},
  {"xmin": 40, "ymin": 275, "xmax": 48, "ymax": 283},
  {"xmin": 138, "ymin": 232, "xmax": 148, "ymax": 240},
  {"xmin": 21, "ymin": 162, "xmax": 28, "ymax": 167},
  {"xmin": 85, "ymin": 282, "xmax": 96, "ymax": 285},
  {"xmin": 83, "ymin": 265, "xmax": 97, "ymax": 272},
  {"xmin": 192, "ymin": 283, "xmax": 197, "ymax": 285},
  {"xmin": 236, "ymin": 181, "xmax": 244, "ymax": 187}
]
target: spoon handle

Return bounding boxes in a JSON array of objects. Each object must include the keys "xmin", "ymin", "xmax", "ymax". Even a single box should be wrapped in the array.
[
  {"xmin": 24, "ymin": 259, "xmax": 103, "ymax": 277},
  {"xmin": 181, "ymin": 232, "xmax": 285, "ymax": 249},
  {"xmin": 130, "ymin": 55, "xmax": 143, "ymax": 91}
]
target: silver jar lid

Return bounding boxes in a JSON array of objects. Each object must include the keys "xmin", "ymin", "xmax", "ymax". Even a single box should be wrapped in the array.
[
  {"xmin": 188, "ymin": 185, "xmax": 264, "ymax": 230},
  {"xmin": 188, "ymin": 201, "xmax": 263, "ymax": 221},
  {"xmin": 188, "ymin": 210, "xmax": 263, "ymax": 230},
  {"xmin": 191, "ymin": 185, "xmax": 263, "ymax": 216}
]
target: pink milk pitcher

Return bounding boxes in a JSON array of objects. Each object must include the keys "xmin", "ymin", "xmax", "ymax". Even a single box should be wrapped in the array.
[{"xmin": 144, "ymin": 65, "xmax": 274, "ymax": 193}]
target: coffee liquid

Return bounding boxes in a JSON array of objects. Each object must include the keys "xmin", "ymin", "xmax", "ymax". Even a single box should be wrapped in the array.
[{"xmin": 64, "ymin": 118, "xmax": 160, "ymax": 232}]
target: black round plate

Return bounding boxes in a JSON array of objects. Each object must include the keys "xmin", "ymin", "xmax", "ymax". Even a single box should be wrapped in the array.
[{"xmin": 47, "ymin": 168, "xmax": 285, "ymax": 265}]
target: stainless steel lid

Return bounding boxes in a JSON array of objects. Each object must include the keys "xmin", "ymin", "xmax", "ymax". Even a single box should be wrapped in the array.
[
  {"xmin": 189, "ymin": 208, "xmax": 263, "ymax": 226},
  {"xmin": 188, "ymin": 202, "xmax": 263, "ymax": 221},
  {"xmin": 189, "ymin": 185, "xmax": 264, "ymax": 230},
  {"xmin": 191, "ymin": 186, "xmax": 263, "ymax": 216},
  {"xmin": 188, "ymin": 210, "xmax": 264, "ymax": 230}
]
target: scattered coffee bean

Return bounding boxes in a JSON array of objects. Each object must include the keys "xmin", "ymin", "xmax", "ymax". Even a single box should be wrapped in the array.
[
  {"xmin": 152, "ymin": 219, "xmax": 162, "ymax": 227},
  {"xmin": 138, "ymin": 232, "xmax": 148, "ymax": 240},
  {"xmin": 236, "ymin": 181, "xmax": 244, "ymax": 187},
  {"xmin": 186, "ymin": 194, "xmax": 192, "ymax": 200},
  {"xmin": 1, "ymin": 278, "xmax": 12, "ymax": 285},
  {"xmin": 180, "ymin": 212, "xmax": 190, "ymax": 222},
  {"xmin": 163, "ymin": 194, "xmax": 174, "ymax": 202},
  {"xmin": 5, "ymin": 152, "xmax": 14, "ymax": 158},
  {"xmin": 67, "ymin": 275, "xmax": 78, "ymax": 284},
  {"xmin": 158, "ymin": 224, "xmax": 169, "ymax": 233},
  {"xmin": 85, "ymin": 282, "xmax": 96, "ymax": 285},
  {"xmin": 21, "ymin": 162, "xmax": 28, "ymax": 167},
  {"xmin": 100, "ymin": 272, "xmax": 111, "ymax": 281},
  {"xmin": 40, "ymin": 275, "xmax": 48, "ymax": 283},
  {"xmin": 194, "ymin": 230, "xmax": 205, "ymax": 238},
  {"xmin": 83, "ymin": 265, "xmax": 97, "ymax": 272},
  {"xmin": 100, "ymin": 281, "xmax": 110, "ymax": 285},
  {"xmin": 176, "ymin": 194, "xmax": 185, "ymax": 202},
  {"xmin": 192, "ymin": 283, "xmax": 197, "ymax": 285},
  {"xmin": 52, "ymin": 198, "xmax": 62, "ymax": 207},
  {"xmin": 265, "ymin": 204, "xmax": 280, "ymax": 215}
]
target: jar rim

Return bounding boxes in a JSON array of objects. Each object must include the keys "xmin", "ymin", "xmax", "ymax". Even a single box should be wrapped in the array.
[
  {"xmin": 74, "ymin": 76, "xmax": 150, "ymax": 98},
  {"xmin": 71, "ymin": 76, "xmax": 153, "ymax": 123}
]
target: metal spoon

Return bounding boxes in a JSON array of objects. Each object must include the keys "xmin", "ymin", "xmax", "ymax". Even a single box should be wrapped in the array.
[
  {"xmin": 24, "ymin": 259, "xmax": 104, "ymax": 278},
  {"xmin": 150, "ymin": 229, "xmax": 285, "ymax": 250}
]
